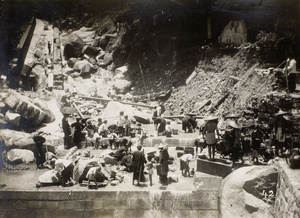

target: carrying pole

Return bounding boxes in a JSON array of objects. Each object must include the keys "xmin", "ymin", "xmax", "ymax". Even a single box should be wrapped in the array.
[{"xmin": 138, "ymin": 60, "xmax": 150, "ymax": 101}]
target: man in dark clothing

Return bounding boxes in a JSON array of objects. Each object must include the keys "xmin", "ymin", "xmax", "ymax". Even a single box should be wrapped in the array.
[
  {"xmin": 110, "ymin": 145, "xmax": 128, "ymax": 161},
  {"xmin": 62, "ymin": 115, "xmax": 72, "ymax": 149},
  {"xmin": 119, "ymin": 136, "xmax": 133, "ymax": 152},
  {"xmin": 71, "ymin": 118, "xmax": 84, "ymax": 148},
  {"xmin": 157, "ymin": 144, "xmax": 169, "ymax": 184},
  {"xmin": 182, "ymin": 115, "xmax": 196, "ymax": 133},
  {"xmin": 251, "ymin": 126, "xmax": 264, "ymax": 163},
  {"xmin": 154, "ymin": 117, "xmax": 166, "ymax": 136},
  {"xmin": 132, "ymin": 145, "xmax": 147, "ymax": 185},
  {"xmin": 33, "ymin": 133, "xmax": 46, "ymax": 169}
]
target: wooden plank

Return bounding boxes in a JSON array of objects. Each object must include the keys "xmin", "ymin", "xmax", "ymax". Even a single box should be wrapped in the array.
[{"xmin": 78, "ymin": 95, "xmax": 156, "ymax": 109}]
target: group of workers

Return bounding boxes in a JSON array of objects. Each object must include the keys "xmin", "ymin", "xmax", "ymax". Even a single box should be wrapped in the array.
[
  {"xmin": 193, "ymin": 109, "xmax": 294, "ymax": 166},
  {"xmin": 61, "ymin": 110, "xmax": 148, "ymax": 151}
]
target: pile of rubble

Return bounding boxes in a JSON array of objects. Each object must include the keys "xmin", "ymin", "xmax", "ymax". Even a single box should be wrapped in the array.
[{"xmin": 165, "ymin": 47, "xmax": 277, "ymax": 117}]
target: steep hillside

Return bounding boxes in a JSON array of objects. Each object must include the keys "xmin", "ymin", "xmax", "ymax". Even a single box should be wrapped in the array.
[{"xmin": 164, "ymin": 44, "xmax": 276, "ymax": 116}]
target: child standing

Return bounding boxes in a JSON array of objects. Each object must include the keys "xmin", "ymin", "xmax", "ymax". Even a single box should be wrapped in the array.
[{"xmin": 146, "ymin": 158, "xmax": 155, "ymax": 186}]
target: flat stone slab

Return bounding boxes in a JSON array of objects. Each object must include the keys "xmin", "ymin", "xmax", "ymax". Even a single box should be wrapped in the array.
[
  {"xmin": 197, "ymin": 158, "xmax": 232, "ymax": 178},
  {"xmin": 194, "ymin": 172, "xmax": 222, "ymax": 191}
]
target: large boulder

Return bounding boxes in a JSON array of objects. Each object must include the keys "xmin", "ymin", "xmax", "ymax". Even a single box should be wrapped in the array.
[
  {"xmin": 38, "ymin": 170, "xmax": 62, "ymax": 184},
  {"xmin": 73, "ymin": 60, "xmax": 93, "ymax": 76},
  {"xmin": 4, "ymin": 89, "xmax": 47, "ymax": 125},
  {"xmin": 112, "ymin": 79, "xmax": 131, "ymax": 94},
  {"xmin": 82, "ymin": 45, "xmax": 99, "ymax": 57},
  {"xmin": 100, "ymin": 101, "xmax": 136, "ymax": 126},
  {"xmin": 0, "ymin": 129, "xmax": 55, "ymax": 153},
  {"xmin": 32, "ymin": 98, "xmax": 55, "ymax": 123},
  {"xmin": 72, "ymin": 158, "xmax": 100, "ymax": 182},
  {"xmin": 7, "ymin": 148, "xmax": 35, "ymax": 164},
  {"xmin": 72, "ymin": 27, "xmax": 95, "ymax": 44},
  {"xmin": 220, "ymin": 166, "xmax": 278, "ymax": 218},
  {"xmin": 67, "ymin": 58, "xmax": 79, "ymax": 68},
  {"xmin": 98, "ymin": 52, "xmax": 113, "ymax": 67},
  {"xmin": 4, "ymin": 110, "xmax": 21, "ymax": 126},
  {"xmin": 62, "ymin": 33, "xmax": 85, "ymax": 59}
]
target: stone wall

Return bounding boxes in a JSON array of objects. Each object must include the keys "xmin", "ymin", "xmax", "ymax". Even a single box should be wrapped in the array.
[
  {"xmin": 274, "ymin": 159, "xmax": 300, "ymax": 218},
  {"xmin": 0, "ymin": 190, "xmax": 219, "ymax": 218}
]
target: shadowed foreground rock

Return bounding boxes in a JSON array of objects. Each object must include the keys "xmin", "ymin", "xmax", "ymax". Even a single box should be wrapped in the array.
[
  {"xmin": 0, "ymin": 129, "xmax": 56, "ymax": 154},
  {"xmin": 220, "ymin": 166, "xmax": 278, "ymax": 218}
]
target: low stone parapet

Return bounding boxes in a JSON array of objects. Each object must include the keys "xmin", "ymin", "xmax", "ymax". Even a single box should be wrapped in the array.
[
  {"xmin": 274, "ymin": 159, "xmax": 300, "ymax": 218},
  {"xmin": 0, "ymin": 190, "xmax": 219, "ymax": 218}
]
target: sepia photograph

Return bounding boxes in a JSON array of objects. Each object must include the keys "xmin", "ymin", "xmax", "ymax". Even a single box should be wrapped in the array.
[{"xmin": 0, "ymin": 0, "xmax": 299, "ymax": 217}]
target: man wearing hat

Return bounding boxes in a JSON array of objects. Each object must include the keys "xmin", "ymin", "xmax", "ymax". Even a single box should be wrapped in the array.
[
  {"xmin": 202, "ymin": 115, "xmax": 220, "ymax": 160},
  {"xmin": 33, "ymin": 131, "xmax": 46, "ymax": 169},
  {"xmin": 157, "ymin": 143, "xmax": 169, "ymax": 184},
  {"xmin": 273, "ymin": 110, "xmax": 289, "ymax": 157},
  {"xmin": 227, "ymin": 120, "xmax": 244, "ymax": 165}
]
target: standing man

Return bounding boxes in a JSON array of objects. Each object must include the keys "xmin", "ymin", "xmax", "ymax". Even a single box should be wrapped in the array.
[
  {"xmin": 71, "ymin": 117, "xmax": 84, "ymax": 148},
  {"xmin": 117, "ymin": 111, "xmax": 126, "ymax": 137},
  {"xmin": 124, "ymin": 115, "xmax": 131, "ymax": 136},
  {"xmin": 286, "ymin": 57, "xmax": 298, "ymax": 93},
  {"xmin": 98, "ymin": 120, "xmax": 108, "ymax": 137},
  {"xmin": 202, "ymin": 115, "xmax": 220, "ymax": 160},
  {"xmin": 33, "ymin": 131, "xmax": 46, "ymax": 169},
  {"xmin": 157, "ymin": 143, "xmax": 169, "ymax": 184},
  {"xmin": 273, "ymin": 110, "xmax": 289, "ymax": 157},
  {"xmin": 132, "ymin": 145, "xmax": 147, "ymax": 185},
  {"xmin": 227, "ymin": 120, "xmax": 244, "ymax": 165},
  {"xmin": 62, "ymin": 114, "xmax": 72, "ymax": 149}
]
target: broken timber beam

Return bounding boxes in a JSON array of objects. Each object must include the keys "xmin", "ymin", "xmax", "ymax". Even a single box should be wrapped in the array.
[
  {"xmin": 229, "ymin": 76, "xmax": 241, "ymax": 82},
  {"xmin": 208, "ymin": 92, "xmax": 230, "ymax": 113},
  {"xmin": 78, "ymin": 95, "xmax": 156, "ymax": 109},
  {"xmin": 194, "ymin": 100, "xmax": 211, "ymax": 112},
  {"xmin": 72, "ymin": 102, "xmax": 84, "ymax": 118}
]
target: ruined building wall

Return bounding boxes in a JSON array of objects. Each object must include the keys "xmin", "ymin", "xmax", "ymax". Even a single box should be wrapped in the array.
[{"xmin": 219, "ymin": 20, "xmax": 247, "ymax": 44}]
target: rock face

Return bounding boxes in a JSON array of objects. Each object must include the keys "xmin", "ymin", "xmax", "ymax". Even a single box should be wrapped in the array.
[
  {"xmin": 7, "ymin": 148, "xmax": 35, "ymax": 164},
  {"xmin": 220, "ymin": 166, "xmax": 278, "ymax": 218}
]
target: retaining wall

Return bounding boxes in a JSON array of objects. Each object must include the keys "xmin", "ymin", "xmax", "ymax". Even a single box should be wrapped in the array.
[
  {"xmin": 274, "ymin": 159, "xmax": 300, "ymax": 218},
  {"xmin": 0, "ymin": 190, "xmax": 219, "ymax": 218}
]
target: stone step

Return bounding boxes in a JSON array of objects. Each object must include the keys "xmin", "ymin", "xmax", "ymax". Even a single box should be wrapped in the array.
[
  {"xmin": 141, "ymin": 137, "xmax": 196, "ymax": 147},
  {"xmin": 197, "ymin": 158, "xmax": 233, "ymax": 178}
]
